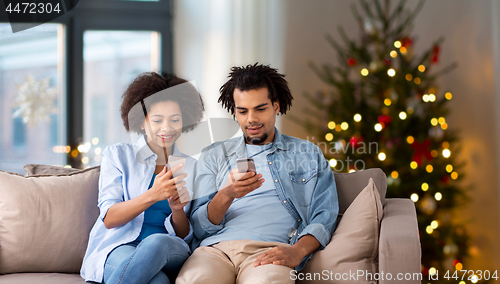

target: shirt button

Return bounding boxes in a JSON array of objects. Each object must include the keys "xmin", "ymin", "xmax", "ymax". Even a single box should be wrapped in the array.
[
  {"xmin": 275, "ymin": 179, "xmax": 278, "ymax": 182},
  {"xmin": 283, "ymin": 200, "xmax": 287, "ymax": 204},
  {"xmin": 269, "ymin": 162, "xmax": 272, "ymax": 165},
  {"xmin": 298, "ymin": 219, "xmax": 301, "ymax": 222},
  {"xmin": 302, "ymin": 178, "xmax": 306, "ymax": 182}
]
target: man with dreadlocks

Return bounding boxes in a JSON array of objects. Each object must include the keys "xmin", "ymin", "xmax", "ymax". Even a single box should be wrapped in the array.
[{"xmin": 177, "ymin": 63, "xmax": 339, "ymax": 284}]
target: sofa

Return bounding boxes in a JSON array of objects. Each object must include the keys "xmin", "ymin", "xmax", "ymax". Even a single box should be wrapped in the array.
[{"xmin": 0, "ymin": 165, "xmax": 421, "ymax": 283}]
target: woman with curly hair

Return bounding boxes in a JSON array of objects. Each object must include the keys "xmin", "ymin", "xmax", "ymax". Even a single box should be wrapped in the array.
[{"xmin": 81, "ymin": 72, "xmax": 204, "ymax": 284}]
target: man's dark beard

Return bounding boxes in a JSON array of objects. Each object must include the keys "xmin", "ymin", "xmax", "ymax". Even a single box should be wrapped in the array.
[{"xmin": 245, "ymin": 133, "xmax": 268, "ymax": 145}]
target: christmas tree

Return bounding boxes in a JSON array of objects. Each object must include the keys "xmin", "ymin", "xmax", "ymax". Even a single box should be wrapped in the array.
[{"xmin": 297, "ymin": 0, "xmax": 481, "ymax": 282}]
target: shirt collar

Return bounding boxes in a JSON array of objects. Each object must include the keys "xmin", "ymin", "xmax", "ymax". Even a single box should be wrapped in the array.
[
  {"xmin": 134, "ymin": 135, "xmax": 182, "ymax": 163},
  {"xmin": 233, "ymin": 127, "xmax": 290, "ymax": 158}
]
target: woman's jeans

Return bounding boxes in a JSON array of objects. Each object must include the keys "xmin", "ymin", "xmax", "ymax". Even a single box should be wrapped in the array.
[{"xmin": 103, "ymin": 234, "xmax": 190, "ymax": 284}]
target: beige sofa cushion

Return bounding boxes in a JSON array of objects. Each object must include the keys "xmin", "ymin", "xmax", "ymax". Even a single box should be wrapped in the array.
[
  {"xmin": 298, "ymin": 178, "xmax": 383, "ymax": 284},
  {"xmin": 0, "ymin": 273, "xmax": 87, "ymax": 284},
  {"xmin": 0, "ymin": 167, "xmax": 100, "ymax": 274},
  {"xmin": 334, "ymin": 168, "xmax": 387, "ymax": 215},
  {"xmin": 23, "ymin": 164, "xmax": 80, "ymax": 176}
]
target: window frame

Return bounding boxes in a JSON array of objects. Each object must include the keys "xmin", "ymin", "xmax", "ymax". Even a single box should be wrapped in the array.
[{"xmin": 0, "ymin": 0, "xmax": 173, "ymax": 168}]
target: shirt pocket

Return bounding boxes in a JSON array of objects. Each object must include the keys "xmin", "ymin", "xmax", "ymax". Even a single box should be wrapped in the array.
[{"xmin": 288, "ymin": 170, "xmax": 317, "ymax": 207}]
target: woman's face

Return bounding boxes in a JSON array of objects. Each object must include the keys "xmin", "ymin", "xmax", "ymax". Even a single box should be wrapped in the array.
[{"xmin": 142, "ymin": 100, "xmax": 182, "ymax": 152}]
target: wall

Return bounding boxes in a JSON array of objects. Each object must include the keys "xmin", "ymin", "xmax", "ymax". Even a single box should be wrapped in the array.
[
  {"xmin": 173, "ymin": 0, "xmax": 288, "ymax": 156},
  {"xmin": 281, "ymin": 0, "xmax": 499, "ymax": 270}
]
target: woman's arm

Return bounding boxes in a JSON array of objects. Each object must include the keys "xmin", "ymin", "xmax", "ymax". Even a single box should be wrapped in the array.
[
  {"xmin": 169, "ymin": 196, "xmax": 190, "ymax": 238},
  {"xmin": 103, "ymin": 164, "xmax": 187, "ymax": 229},
  {"xmin": 103, "ymin": 193, "xmax": 156, "ymax": 229}
]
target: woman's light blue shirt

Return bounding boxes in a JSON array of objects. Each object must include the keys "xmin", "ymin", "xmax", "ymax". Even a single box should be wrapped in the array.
[{"xmin": 80, "ymin": 135, "xmax": 195, "ymax": 283}]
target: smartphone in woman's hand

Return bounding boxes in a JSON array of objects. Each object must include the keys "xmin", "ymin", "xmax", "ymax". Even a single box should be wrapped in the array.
[
  {"xmin": 167, "ymin": 155, "xmax": 186, "ymax": 178},
  {"xmin": 168, "ymin": 155, "xmax": 190, "ymax": 203}
]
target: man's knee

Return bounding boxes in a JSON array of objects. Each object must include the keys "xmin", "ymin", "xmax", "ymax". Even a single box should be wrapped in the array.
[
  {"xmin": 239, "ymin": 264, "xmax": 294, "ymax": 284},
  {"xmin": 176, "ymin": 247, "xmax": 235, "ymax": 284}
]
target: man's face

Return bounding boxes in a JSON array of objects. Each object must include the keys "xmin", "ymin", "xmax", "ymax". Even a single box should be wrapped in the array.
[{"xmin": 233, "ymin": 87, "xmax": 280, "ymax": 145}]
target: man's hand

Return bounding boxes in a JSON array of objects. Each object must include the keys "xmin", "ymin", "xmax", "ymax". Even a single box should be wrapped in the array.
[
  {"xmin": 220, "ymin": 168, "xmax": 264, "ymax": 199},
  {"xmin": 254, "ymin": 235, "xmax": 321, "ymax": 268},
  {"xmin": 253, "ymin": 246, "xmax": 303, "ymax": 268}
]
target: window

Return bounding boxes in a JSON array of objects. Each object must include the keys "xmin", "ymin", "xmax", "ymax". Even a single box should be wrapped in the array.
[
  {"xmin": 0, "ymin": 0, "xmax": 173, "ymax": 171},
  {"xmin": 12, "ymin": 110, "xmax": 26, "ymax": 148},
  {"xmin": 0, "ymin": 24, "xmax": 65, "ymax": 173},
  {"xmin": 83, "ymin": 30, "xmax": 160, "ymax": 165}
]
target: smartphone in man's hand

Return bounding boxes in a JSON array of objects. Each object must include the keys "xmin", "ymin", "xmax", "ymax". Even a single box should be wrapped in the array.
[{"xmin": 236, "ymin": 158, "xmax": 257, "ymax": 173}]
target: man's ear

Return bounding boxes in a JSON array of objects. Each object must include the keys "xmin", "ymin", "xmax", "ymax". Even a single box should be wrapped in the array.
[{"xmin": 274, "ymin": 101, "xmax": 280, "ymax": 115}]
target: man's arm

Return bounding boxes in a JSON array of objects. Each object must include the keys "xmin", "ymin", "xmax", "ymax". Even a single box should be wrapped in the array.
[
  {"xmin": 255, "ymin": 149, "xmax": 339, "ymax": 268},
  {"xmin": 190, "ymin": 148, "xmax": 264, "ymax": 239},
  {"xmin": 296, "ymin": 152, "xmax": 339, "ymax": 248},
  {"xmin": 207, "ymin": 169, "xmax": 264, "ymax": 225}
]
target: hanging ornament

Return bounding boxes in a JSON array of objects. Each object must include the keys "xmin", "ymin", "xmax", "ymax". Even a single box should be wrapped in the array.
[
  {"xmin": 335, "ymin": 139, "xmax": 347, "ymax": 152},
  {"xmin": 440, "ymin": 175, "xmax": 450, "ymax": 184},
  {"xmin": 347, "ymin": 57, "xmax": 357, "ymax": 66},
  {"xmin": 397, "ymin": 36, "xmax": 414, "ymax": 61},
  {"xmin": 389, "ymin": 89, "xmax": 399, "ymax": 103},
  {"xmin": 363, "ymin": 19, "xmax": 376, "ymax": 35},
  {"xmin": 407, "ymin": 95, "xmax": 420, "ymax": 109},
  {"xmin": 419, "ymin": 195, "xmax": 437, "ymax": 214},
  {"xmin": 443, "ymin": 243, "xmax": 460, "ymax": 256},
  {"xmin": 406, "ymin": 95, "xmax": 424, "ymax": 118},
  {"xmin": 369, "ymin": 60, "xmax": 383, "ymax": 72},
  {"xmin": 353, "ymin": 82, "xmax": 362, "ymax": 106},
  {"xmin": 392, "ymin": 137, "xmax": 402, "ymax": 147},
  {"xmin": 378, "ymin": 115, "xmax": 392, "ymax": 127},
  {"xmin": 11, "ymin": 75, "xmax": 58, "ymax": 127},
  {"xmin": 349, "ymin": 134, "xmax": 364, "ymax": 148},
  {"xmin": 401, "ymin": 37, "xmax": 413, "ymax": 48},
  {"xmin": 314, "ymin": 90, "xmax": 333, "ymax": 105},
  {"xmin": 429, "ymin": 126, "xmax": 444, "ymax": 140},
  {"xmin": 410, "ymin": 139, "xmax": 433, "ymax": 166},
  {"xmin": 431, "ymin": 45, "xmax": 441, "ymax": 64},
  {"xmin": 386, "ymin": 140, "xmax": 393, "ymax": 149}
]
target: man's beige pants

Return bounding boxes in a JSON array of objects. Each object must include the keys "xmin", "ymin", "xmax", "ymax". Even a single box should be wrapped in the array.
[{"xmin": 176, "ymin": 240, "xmax": 295, "ymax": 284}]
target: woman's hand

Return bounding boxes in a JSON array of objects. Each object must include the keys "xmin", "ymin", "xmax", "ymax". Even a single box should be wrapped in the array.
[
  {"xmin": 168, "ymin": 187, "xmax": 191, "ymax": 238},
  {"xmin": 167, "ymin": 188, "xmax": 190, "ymax": 211},
  {"xmin": 103, "ymin": 164, "xmax": 188, "ymax": 230},
  {"xmin": 147, "ymin": 164, "xmax": 188, "ymax": 203}
]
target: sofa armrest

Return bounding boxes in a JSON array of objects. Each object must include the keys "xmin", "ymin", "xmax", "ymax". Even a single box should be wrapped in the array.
[{"xmin": 379, "ymin": 198, "xmax": 421, "ymax": 283}]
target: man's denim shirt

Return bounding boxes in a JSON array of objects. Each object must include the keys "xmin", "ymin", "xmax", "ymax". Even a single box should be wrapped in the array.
[{"xmin": 190, "ymin": 128, "xmax": 339, "ymax": 270}]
